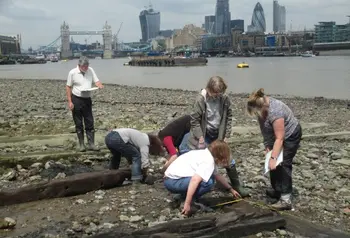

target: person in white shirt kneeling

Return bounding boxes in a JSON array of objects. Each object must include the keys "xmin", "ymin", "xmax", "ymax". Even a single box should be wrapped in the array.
[{"xmin": 164, "ymin": 140, "xmax": 241, "ymax": 216}]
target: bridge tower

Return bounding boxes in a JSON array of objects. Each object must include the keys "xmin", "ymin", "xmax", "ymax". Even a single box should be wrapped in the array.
[
  {"xmin": 60, "ymin": 21, "xmax": 72, "ymax": 59},
  {"xmin": 102, "ymin": 21, "xmax": 113, "ymax": 59}
]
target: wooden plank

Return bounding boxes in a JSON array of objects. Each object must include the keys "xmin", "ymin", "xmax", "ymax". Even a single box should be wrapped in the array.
[
  {"xmin": 282, "ymin": 213, "xmax": 350, "ymax": 238},
  {"xmin": 0, "ymin": 169, "xmax": 131, "ymax": 206},
  {"xmin": 91, "ymin": 200, "xmax": 286, "ymax": 238}
]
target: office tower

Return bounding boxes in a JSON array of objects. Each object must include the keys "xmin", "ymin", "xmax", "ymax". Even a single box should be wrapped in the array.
[
  {"xmin": 205, "ymin": 15, "xmax": 216, "ymax": 34},
  {"xmin": 230, "ymin": 19, "xmax": 244, "ymax": 31},
  {"xmin": 139, "ymin": 4, "xmax": 161, "ymax": 42},
  {"xmin": 247, "ymin": 2, "xmax": 266, "ymax": 33},
  {"xmin": 215, "ymin": 0, "xmax": 231, "ymax": 35},
  {"xmin": 273, "ymin": 0, "xmax": 286, "ymax": 33}
]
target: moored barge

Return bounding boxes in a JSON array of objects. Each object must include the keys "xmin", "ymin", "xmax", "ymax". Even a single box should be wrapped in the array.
[{"xmin": 125, "ymin": 55, "xmax": 208, "ymax": 67}]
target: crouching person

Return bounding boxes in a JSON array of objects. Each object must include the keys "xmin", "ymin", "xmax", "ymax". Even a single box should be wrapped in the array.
[
  {"xmin": 164, "ymin": 140, "xmax": 240, "ymax": 216},
  {"xmin": 105, "ymin": 128, "xmax": 164, "ymax": 185}
]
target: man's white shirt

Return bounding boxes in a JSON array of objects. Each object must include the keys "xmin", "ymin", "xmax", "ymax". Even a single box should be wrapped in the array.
[{"xmin": 66, "ymin": 66, "xmax": 99, "ymax": 98}]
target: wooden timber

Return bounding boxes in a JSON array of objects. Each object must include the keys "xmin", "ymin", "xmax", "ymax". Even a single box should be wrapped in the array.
[{"xmin": 0, "ymin": 169, "xmax": 131, "ymax": 206}]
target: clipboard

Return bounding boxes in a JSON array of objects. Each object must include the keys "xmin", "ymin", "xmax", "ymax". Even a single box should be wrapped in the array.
[{"xmin": 264, "ymin": 150, "xmax": 283, "ymax": 175}]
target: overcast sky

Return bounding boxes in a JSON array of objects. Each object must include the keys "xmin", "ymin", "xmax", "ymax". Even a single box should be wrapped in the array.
[{"xmin": 0, "ymin": 0, "xmax": 349, "ymax": 49}]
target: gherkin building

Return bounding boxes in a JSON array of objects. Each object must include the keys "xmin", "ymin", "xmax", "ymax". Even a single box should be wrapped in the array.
[{"xmin": 248, "ymin": 2, "xmax": 266, "ymax": 33}]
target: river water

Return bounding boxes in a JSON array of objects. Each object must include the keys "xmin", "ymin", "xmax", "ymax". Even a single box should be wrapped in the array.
[{"xmin": 0, "ymin": 56, "xmax": 349, "ymax": 99}]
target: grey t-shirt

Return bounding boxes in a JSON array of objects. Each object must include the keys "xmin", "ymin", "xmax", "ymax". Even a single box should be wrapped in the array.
[
  {"xmin": 206, "ymin": 97, "xmax": 222, "ymax": 133},
  {"xmin": 259, "ymin": 97, "xmax": 298, "ymax": 147},
  {"xmin": 113, "ymin": 128, "xmax": 150, "ymax": 168}
]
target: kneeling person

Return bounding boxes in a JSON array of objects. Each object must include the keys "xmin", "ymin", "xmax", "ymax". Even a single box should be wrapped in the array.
[
  {"xmin": 164, "ymin": 140, "xmax": 240, "ymax": 216},
  {"xmin": 105, "ymin": 128, "xmax": 164, "ymax": 184}
]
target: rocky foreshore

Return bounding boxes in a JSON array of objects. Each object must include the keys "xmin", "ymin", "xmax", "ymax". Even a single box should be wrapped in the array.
[{"xmin": 0, "ymin": 78, "xmax": 349, "ymax": 238}]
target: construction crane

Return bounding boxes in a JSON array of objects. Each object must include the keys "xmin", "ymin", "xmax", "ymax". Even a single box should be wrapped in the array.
[{"xmin": 113, "ymin": 22, "xmax": 123, "ymax": 50}]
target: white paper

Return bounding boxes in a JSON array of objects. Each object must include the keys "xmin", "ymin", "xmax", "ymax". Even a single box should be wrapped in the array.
[
  {"xmin": 81, "ymin": 87, "xmax": 99, "ymax": 92},
  {"xmin": 264, "ymin": 150, "xmax": 283, "ymax": 175}
]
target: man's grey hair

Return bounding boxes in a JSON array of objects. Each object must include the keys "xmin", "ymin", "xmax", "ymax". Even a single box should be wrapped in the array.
[{"xmin": 78, "ymin": 56, "xmax": 89, "ymax": 66}]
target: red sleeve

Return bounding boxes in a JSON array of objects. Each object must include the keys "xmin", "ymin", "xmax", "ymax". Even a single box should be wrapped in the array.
[{"xmin": 163, "ymin": 136, "xmax": 177, "ymax": 156}]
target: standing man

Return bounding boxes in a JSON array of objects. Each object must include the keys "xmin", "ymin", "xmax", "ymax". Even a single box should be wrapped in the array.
[{"xmin": 66, "ymin": 56, "xmax": 103, "ymax": 152}]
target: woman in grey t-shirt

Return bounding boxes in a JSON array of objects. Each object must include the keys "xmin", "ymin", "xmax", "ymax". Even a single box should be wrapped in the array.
[{"xmin": 247, "ymin": 88, "xmax": 302, "ymax": 211}]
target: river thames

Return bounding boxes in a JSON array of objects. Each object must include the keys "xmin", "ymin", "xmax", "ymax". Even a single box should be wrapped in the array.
[{"xmin": 0, "ymin": 56, "xmax": 349, "ymax": 99}]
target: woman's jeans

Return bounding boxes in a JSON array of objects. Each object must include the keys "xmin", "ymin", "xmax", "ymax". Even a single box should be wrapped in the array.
[
  {"xmin": 178, "ymin": 132, "xmax": 236, "ymax": 166},
  {"xmin": 105, "ymin": 131, "xmax": 142, "ymax": 181},
  {"xmin": 269, "ymin": 124, "xmax": 302, "ymax": 195},
  {"xmin": 164, "ymin": 176, "xmax": 215, "ymax": 200}
]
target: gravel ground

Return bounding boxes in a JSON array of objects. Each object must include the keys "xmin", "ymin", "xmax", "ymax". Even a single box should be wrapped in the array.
[{"xmin": 0, "ymin": 78, "xmax": 349, "ymax": 238}]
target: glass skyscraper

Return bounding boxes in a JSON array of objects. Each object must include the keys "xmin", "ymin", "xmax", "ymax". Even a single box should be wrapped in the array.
[
  {"xmin": 273, "ymin": 0, "xmax": 286, "ymax": 33},
  {"xmin": 139, "ymin": 5, "xmax": 160, "ymax": 42},
  {"xmin": 205, "ymin": 15, "xmax": 216, "ymax": 34},
  {"xmin": 215, "ymin": 0, "xmax": 231, "ymax": 35},
  {"xmin": 247, "ymin": 2, "xmax": 266, "ymax": 33}
]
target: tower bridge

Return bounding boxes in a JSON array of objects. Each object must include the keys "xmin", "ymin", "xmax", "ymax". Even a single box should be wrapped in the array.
[
  {"xmin": 35, "ymin": 22, "xmax": 153, "ymax": 57},
  {"xmin": 60, "ymin": 21, "xmax": 113, "ymax": 59}
]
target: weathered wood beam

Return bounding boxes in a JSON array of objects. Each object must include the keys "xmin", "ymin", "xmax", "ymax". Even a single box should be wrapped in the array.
[
  {"xmin": 282, "ymin": 212, "xmax": 350, "ymax": 238},
  {"xmin": 0, "ymin": 169, "xmax": 131, "ymax": 206},
  {"xmin": 91, "ymin": 200, "xmax": 286, "ymax": 238}
]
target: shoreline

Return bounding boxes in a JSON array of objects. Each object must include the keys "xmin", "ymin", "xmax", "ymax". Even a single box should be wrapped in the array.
[
  {"xmin": 0, "ymin": 77, "xmax": 349, "ymax": 237},
  {"xmin": 1, "ymin": 78, "xmax": 349, "ymax": 101}
]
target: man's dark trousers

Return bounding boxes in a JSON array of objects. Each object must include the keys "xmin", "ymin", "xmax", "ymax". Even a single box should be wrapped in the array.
[{"xmin": 72, "ymin": 94, "xmax": 95, "ymax": 151}]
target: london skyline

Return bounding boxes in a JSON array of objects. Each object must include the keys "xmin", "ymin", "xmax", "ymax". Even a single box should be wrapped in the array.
[{"xmin": 0, "ymin": 0, "xmax": 349, "ymax": 49}]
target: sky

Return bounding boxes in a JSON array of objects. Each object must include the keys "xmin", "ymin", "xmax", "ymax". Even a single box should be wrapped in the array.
[{"xmin": 0, "ymin": 0, "xmax": 349, "ymax": 49}]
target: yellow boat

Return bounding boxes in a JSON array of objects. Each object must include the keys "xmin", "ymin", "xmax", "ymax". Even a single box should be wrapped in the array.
[{"xmin": 237, "ymin": 62, "xmax": 249, "ymax": 68}]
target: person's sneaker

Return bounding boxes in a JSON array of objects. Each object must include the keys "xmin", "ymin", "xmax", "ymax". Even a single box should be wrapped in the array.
[
  {"xmin": 266, "ymin": 188, "xmax": 281, "ymax": 199},
  {"xmin": 270, "ymin": 199, "xmax": 292, "ymax": 211}
]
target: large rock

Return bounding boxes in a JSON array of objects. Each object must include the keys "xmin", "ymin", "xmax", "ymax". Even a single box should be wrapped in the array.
[{"xmin": 0, "ymin": 169, "xmax": 131, "ymax": 206}]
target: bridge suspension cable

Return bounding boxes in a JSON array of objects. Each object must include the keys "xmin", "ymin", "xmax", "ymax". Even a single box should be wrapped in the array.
[{"xmin": 37, "ymin": 36, "xmax": 61, "ymax": 51}]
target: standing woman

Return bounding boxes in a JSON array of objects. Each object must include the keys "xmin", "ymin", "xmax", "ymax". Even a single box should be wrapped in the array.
[
  {"xmin": 183, "ymin": 76, "xmax": 249, "ymax": 198},
  {"xmin": 105, "ymin": 128, "xmax": 165, "ymax": 184},
  {"xmin": 247, "ymin": 88, "xmax": 302, "ymax": 210}
]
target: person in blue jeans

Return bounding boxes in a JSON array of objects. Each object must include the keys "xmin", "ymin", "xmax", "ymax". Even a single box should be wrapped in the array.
[
  {"xmin": 164, "ymin": 140, "xmax": 240, "ymax": 216},
  {"xmin": 105, "ymin": 128, "xmax": 164, "ymax": 185},
  {"xmin": 180, "ymin": 76, "xmax": 249, "ymax": 198}
]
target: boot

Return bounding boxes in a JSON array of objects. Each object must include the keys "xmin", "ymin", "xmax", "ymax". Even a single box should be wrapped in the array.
[
  {"xmin": 141, "ymin": 168, "xmax": 155, "ymax": 185},
  {"xmin": 76, "ymin": 131, "xmax": 86, "ymax": 152},
  {"xmin": 86, "ymin": 130, "xmax": 100, "ymax": 151},
  {"xmin": 226, "ymin": 166, "xmax": 250, "ymax": 198}
]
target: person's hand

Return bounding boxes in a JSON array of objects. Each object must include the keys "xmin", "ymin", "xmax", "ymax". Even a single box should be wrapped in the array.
[
  {"xmin": 230, "ymin": 188, "xmax": 241, "ymax": 198},
  {"xmin": 96, "ymin": 81, "xmax": 104, "ymax": 89},
  {"xmin": 162, "ymin": 154, "xmax": 178, "ymax": 172},
  {"xmin": 264, "ymin": 148, "xmax": 270, "ymax": 156},
  {"xmin": 199, "ymin": 136, "xmax": 204, "ymax": 144},
  {"xmin": 181, "ymin": 202, "xmax": 191, "ymax": 216},
  {"xmin": 224, "ymin": 137, "xmax": 228, "ymax": 143},
  {"xmin": 68, "ymin": 102, "xmax": 74, "ymax": 111},
  {"xmin": 269, "ymin": 158, "xmax": 277, "ymax": 170}
]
